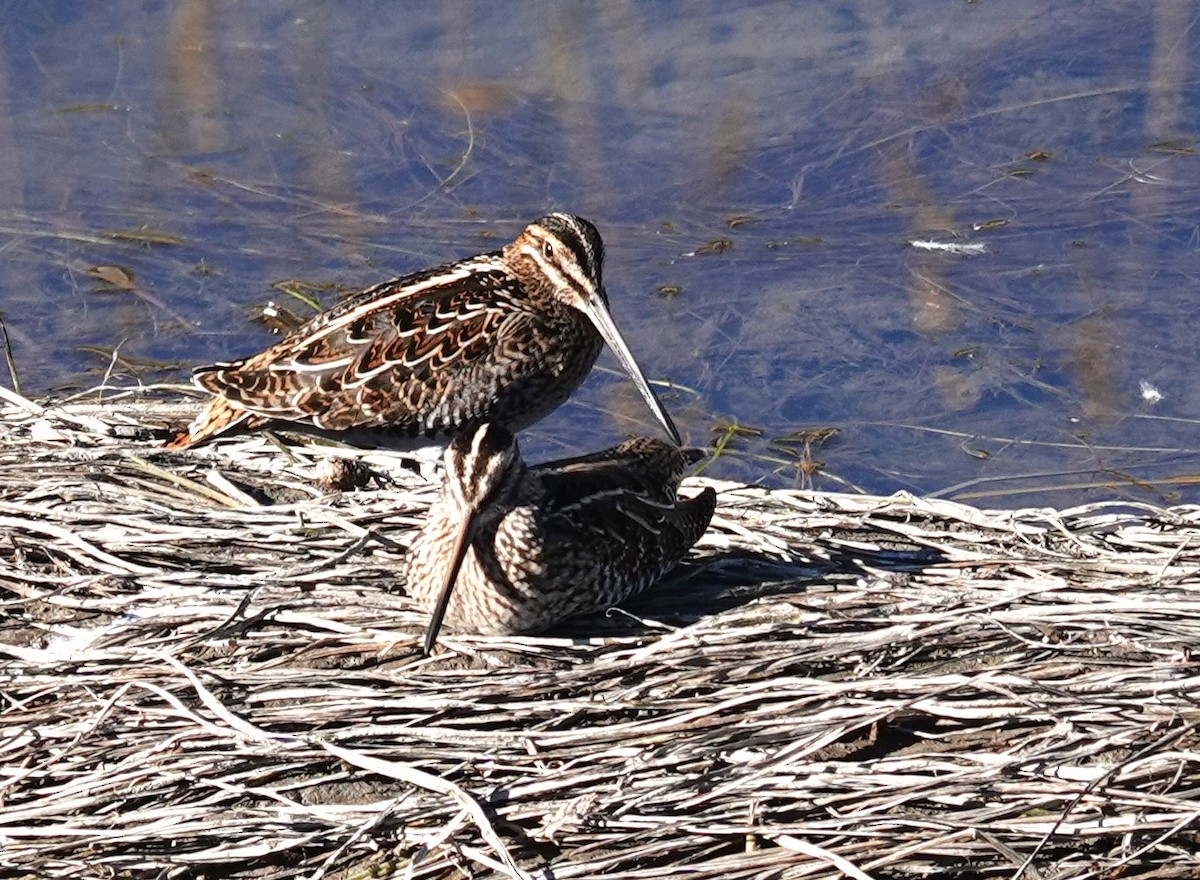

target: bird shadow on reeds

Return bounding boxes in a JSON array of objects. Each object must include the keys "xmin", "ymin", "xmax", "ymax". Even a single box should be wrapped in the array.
[{"xmin": 554, "ymin": 523, "xmax": 947, "ymax": 641}]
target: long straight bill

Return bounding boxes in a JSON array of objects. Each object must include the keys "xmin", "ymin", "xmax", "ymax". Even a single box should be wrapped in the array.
[
  {"xmin": 421, "ymin": 512, "xmax": 476, "ymax": 655},
  {"xmin": 581, "ymin": 289, "xmax": 682, "ymax": 446}
]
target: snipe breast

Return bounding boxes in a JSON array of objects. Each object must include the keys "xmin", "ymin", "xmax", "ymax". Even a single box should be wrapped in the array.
[
  {"xmin": 406, "ymin": 423, "xmax": 716, "ymax": 654},
  {"xmin": 168, "ymin": 213, "xmax": 680, "ymax": 448}
]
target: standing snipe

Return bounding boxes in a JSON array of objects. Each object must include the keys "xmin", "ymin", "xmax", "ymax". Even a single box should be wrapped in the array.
[
  {"xmin": 407, "ymin": 423, "xmax": 716, "ymax": 654},
  {"xmin": 167, "ymin": 213, "xmax": 680, "ymax": 448}
]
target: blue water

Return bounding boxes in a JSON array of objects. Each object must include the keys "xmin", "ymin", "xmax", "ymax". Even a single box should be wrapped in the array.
[{"xmin": 1, "ymin": 1, "xmax": 1197, "ymax": 506}]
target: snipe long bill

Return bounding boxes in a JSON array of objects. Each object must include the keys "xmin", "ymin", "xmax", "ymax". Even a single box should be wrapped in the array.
[
  {"xmin": 168, "ymin": 213, "xmax": 681, "ymax": 449},
  {"xmin": 408, "ymin": 423, "xmax": 716, "ymax": 655}
]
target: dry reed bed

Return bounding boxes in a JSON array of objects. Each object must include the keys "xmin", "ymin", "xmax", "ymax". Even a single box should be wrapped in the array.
[{"xmin": 1, "ymin": 391, "xmax": 1199, "ymax": 879}]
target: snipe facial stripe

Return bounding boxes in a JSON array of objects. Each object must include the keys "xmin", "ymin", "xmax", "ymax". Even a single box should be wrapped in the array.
[
  {"xmin": 544, "ymin": 212, "xmax": 603, "ymax": 283},
  {"xmin": 519, "ymin": 234, "xmax": 599, "ymax": 303}
]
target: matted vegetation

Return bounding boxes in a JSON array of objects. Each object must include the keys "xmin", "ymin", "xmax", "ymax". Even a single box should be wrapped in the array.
[{"xmin": 1, "ymin": 388, "xmax": 1198, "ymax": 879}]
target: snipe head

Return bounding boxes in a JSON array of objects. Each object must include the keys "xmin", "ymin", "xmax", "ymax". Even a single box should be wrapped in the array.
[{"xmin": 504, "ymin": 213, "xmax": 681, "ymax": 445}]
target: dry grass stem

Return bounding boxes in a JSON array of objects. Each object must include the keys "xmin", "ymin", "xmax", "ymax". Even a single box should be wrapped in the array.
[{"xmin": 2, "ymin": 389, "xmax": 1199, "ymax": 879}]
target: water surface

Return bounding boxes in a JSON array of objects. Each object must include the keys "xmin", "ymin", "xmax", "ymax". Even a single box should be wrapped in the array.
[{"xmin": 1, "ymin": 1, "xmax": 1197, "ymax": 507}]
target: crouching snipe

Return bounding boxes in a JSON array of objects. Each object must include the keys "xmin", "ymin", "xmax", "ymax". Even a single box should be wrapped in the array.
[{"xmin": 407, "ymin": 423, "xmax": 715, "ymax": 654}]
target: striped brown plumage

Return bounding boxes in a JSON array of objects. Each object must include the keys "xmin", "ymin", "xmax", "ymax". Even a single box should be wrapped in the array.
[
  {"xmin": 167, "ymin": 213, "xmax": 680, "ymax": 449},
  {"xmin": 407, "ymin": 423, "xmax": 716, "ymax": 653}
]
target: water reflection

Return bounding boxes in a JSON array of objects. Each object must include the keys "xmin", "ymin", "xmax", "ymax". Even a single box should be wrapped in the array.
[{"xmin": 0, "ymin": 1, "xmax": 1197, "ymax": 507}]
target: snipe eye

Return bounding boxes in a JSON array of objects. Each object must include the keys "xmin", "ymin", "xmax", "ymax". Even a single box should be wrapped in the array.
[{"xmin": 542, "ymin": 241, "xmax": 555, "ymax": 260}]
